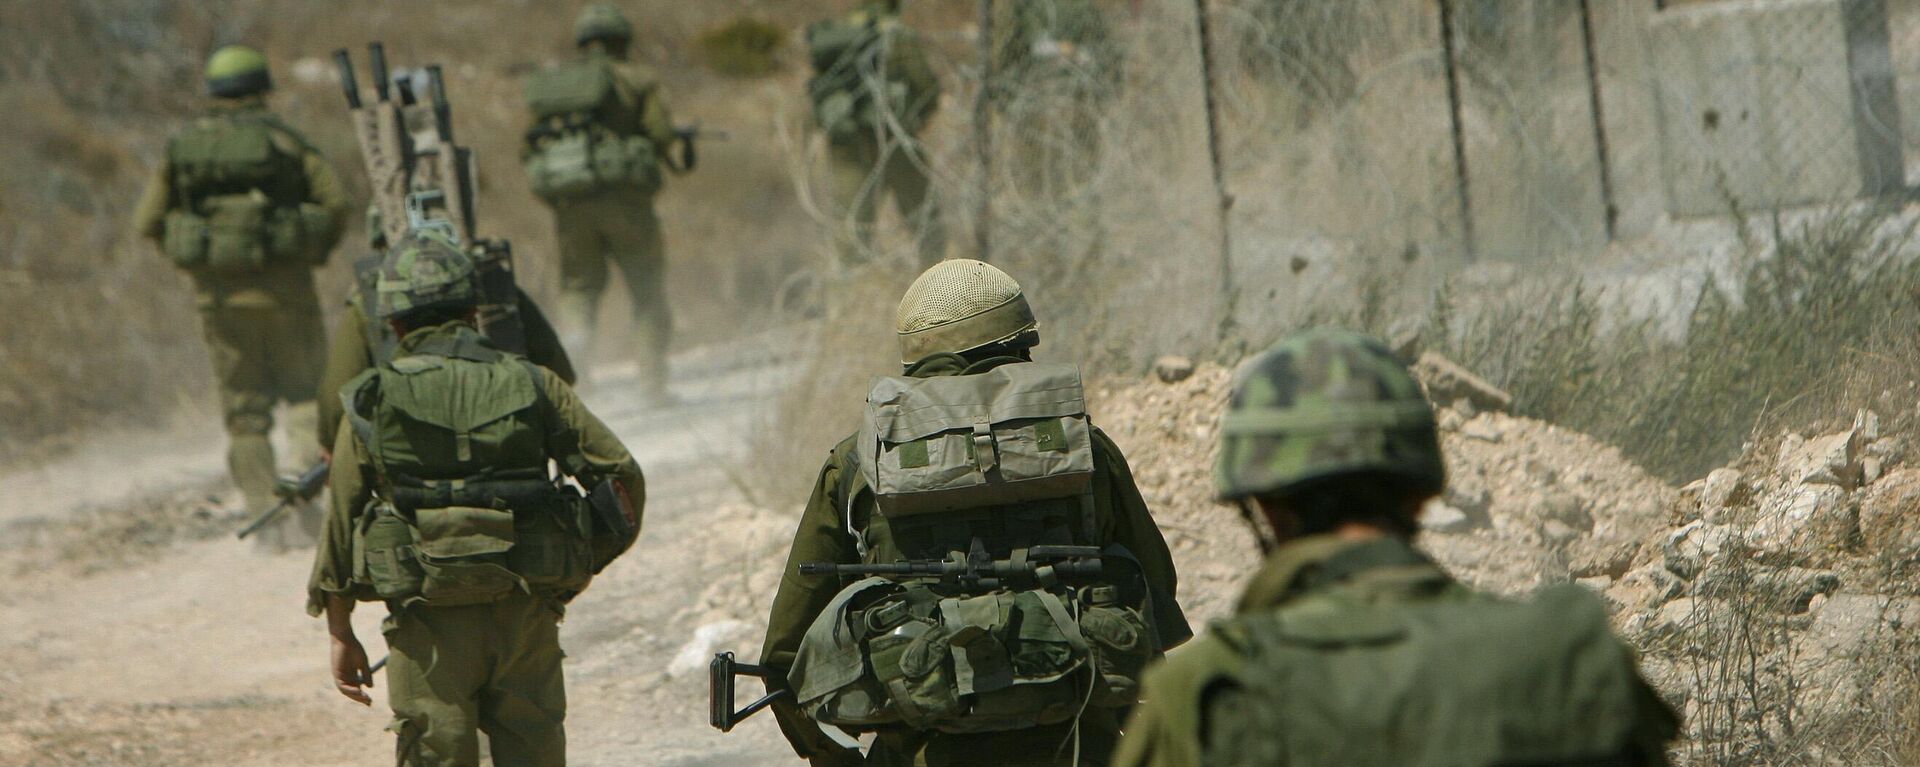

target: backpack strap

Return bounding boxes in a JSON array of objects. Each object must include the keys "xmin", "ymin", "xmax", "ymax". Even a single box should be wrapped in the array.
[{"xmin": 836, "ymin": 447, "xmax": 871, "ymax": 559}]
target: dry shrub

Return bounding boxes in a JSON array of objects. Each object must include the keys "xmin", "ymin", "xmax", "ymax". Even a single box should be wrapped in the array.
[{"xmin": 695, "ymin": 17, "xmax": 787, "ymax": 78}]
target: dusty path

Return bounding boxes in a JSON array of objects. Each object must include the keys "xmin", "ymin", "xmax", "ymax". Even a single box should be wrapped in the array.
[{"xmin": 0, "ymin": 334, "xmax": 812, "ymax": 766}]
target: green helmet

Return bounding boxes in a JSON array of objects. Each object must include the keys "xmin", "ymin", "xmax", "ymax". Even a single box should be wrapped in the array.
[
  {"xmin": 205, "ymin": 45, "xmax": 273, "ymax": 99},
  {"xmin": 375, "ymin": 231, "xmax": 478, "ymax": 320},
  {"xmin": 574, "ymin": 3, "xmax": 634, "ymax": 47},
  {"xmin": 896, "ymin": 259, "xmax": 1039, "ymax": 364},
  {"xmin": 1215, "ymin": 328, "xmax": 1444, "ymax": 500}
]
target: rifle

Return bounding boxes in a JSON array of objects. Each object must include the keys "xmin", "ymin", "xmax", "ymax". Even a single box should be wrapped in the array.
[
  {"xmin": 236, "ymin": 461, "xmax": 330, "ymax": 540},
  {"xmin": 333, "ymin": 43, "xmax": 527, "ymax": 354},
  {"xmin": 709, "ymin": 652, "xmax": 790, "ymax": 732},
  {"xmin": 669, "ymin": 124, "xmax": 730, "ymax": 174}
]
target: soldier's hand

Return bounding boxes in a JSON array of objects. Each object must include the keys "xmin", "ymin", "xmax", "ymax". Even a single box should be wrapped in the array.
[{"xmin": 331, "ymin": 634, "xmax": 375, "ymax": 706}]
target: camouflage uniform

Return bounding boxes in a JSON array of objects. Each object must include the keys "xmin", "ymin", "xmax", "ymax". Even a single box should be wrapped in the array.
[
  {"xmin": 759, "ymin": 261, "xmax": 1190, "ymax": 766},
  {"xmin": 528, "ymin": 4, "xmax": 679, "ymax": 398},
  {"xmin": 1111, "ymin": 329, "xmax": 1680, "ymax": 767},
  {"xmin": 308, "ymin": 233, "xmax": 645, "ymax": 766},
  {"xmin": 811, "ymin": 2, "xmax": 947, "ymax": 268},
  {"xmin": 131, "ymin": 46, "xmax": 349, "ymax": 546}
]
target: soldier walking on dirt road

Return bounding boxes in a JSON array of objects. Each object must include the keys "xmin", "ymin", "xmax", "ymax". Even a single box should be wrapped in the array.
[
  {"xmin": 1112, "ymin": 328, "xmax": 1680, "ymax": 767},
  {"xmin": 308, "ymin": 232, "xmax": 645, "ymax": 766},
  {"xmin": 132, "ymin": 44, "xmax": 350, "ymax": 550}
]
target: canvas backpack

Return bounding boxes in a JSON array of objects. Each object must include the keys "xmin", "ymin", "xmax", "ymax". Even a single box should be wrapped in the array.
[
  {"xmin": 163, "ymin": 113, "xmax": 334, "ymax": 273},
  {"xmin": 804, "ymin": 14, "xmax": 931, "ymax": 141},
  {"xmin": 791, "ymin": 362, "xmax": 1155, "ymax": 735},
  {"xmin": 521, "ymin": 58, "xmax": 660, "ymax": 200},
  {"xmin": 1208, "ymin": 583, "xmax": 1654, "ymax": 766}
]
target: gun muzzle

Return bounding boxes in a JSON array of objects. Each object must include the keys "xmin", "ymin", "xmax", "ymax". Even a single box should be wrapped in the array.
[
  {"xmin": 368, "ymin": 42, "xmax": 390, "ymax": 102},
  {"xmin": 333, "ymin": 49, "xmax": 361, "ymax": 109},
  {"xmin": 426, "ymin": 65, "xmax": 453, "ymax": 142}
]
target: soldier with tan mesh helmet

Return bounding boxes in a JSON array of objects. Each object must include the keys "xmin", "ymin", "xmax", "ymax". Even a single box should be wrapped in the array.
[
  {"xmin": 1111, "ymin": 329, "xmax": 1678, "ymax": 767},
  {"xmin": 756, "ymin": 259, "xmax": 1190, "ymax": 766}
]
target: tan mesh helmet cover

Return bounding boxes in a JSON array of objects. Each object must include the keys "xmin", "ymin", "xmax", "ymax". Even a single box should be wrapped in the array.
[{"xmin": 896, "ymin": 259, "xmax": 1038, "ymax": 363}]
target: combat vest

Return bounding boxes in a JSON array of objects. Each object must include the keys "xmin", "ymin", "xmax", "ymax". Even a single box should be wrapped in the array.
[
  {"xmin": 1207, "ymin": 541, "xmax": 1653, "ymax": 766},
  {"xmin": 344, "ymin": 325, "xmax": 616, "ymax": 607},
  {"xmin": 521, "ymin": 56, "xmax": 661, "ymax": 200},
  {"xmin": 791, "ymin": 361, "xmax": 1155, "ymax": 735},
  {"xmin": 162, "ymin": 108, "xmax": 334, "ymax": 274},
  {"xmin": 805, "ymin": 13, "xmax": 933, "ymax": 141}
]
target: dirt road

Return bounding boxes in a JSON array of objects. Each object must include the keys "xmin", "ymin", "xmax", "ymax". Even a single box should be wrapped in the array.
[{"xmin": 0, "ymin": 337, "xmax": 810, "ymax": 766}]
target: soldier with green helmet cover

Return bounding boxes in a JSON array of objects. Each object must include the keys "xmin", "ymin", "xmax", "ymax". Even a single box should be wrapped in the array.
[
  {"xmin": 806, "ymin": 0, "xmax": 947, "ymax": 268},
  {"xmin": 1111, "ymin": 328, "xmax": 1679, "ymax": 767},
  {"xmin": 757, "ymin": 259, "xmax": 1190, "ymax": 766},
  {"xmin": 309, "ymin": 230, "xmax": 646, "ymax": 766},
  {"xmin": 522, "ymin": 2, "xmax": 683, "ymax": 403},
  {"xmin": 131, "ymin": 44, "xmax": 351, "ymax": 549}
]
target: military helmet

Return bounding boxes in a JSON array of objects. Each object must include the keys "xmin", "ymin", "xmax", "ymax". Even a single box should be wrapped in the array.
[
  {"xmin": 574, "ymin": 3, "xmax": 635, "ymax": 46},
  {"xmin": 896, "ymin": 259, "xmax": 1039, "ymax": 364},
  {"xmin": 205, "ymin": 45, "xmax": 273, "ymax": 99},
  {"xmin": 1215, "ymin": 328, "xmax": 1444, "ymax": 500},
  {"xmin": 375, "ymin": 230, "xmax": 479, "ymax": 320}
]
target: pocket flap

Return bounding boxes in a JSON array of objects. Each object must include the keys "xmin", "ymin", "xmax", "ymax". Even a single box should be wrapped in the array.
[{"xmin": 414, "ymin": 506, "xmax": 516, "ymax": 558}]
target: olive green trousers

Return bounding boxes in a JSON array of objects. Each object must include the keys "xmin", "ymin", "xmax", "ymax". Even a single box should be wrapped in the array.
[
  {"xmin": 825, "ymin": 134, "xmax": 946, "ymax": 269},
  {"xmin": 384, "ymin": 591, "xmax": 567, "ymax": 767},
  {"xmin": 197, "ymin": 301, "xmax": 323, "ymax": 548},
  {"xmin": 548, "ymin": 188, "xmax": 670, "ymax": 398}
]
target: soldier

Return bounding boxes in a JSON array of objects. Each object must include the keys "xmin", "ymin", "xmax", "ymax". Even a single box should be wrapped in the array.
[
  {"xmin": 806, "ymin": 0, "xmax": 946, "ymax": 268},
  {"xmin": 759, "ymin": 259, "xmax": 1190, "ymax": 766},
  {"xmin": 1112, "ymin": 328, "xmax": 1680, "ymax": 767},
  {"xmin": 522, "ymin": 3, "xmax": 681, "ymax": 403},
  {"xmin": 131, "ymin": 44, "xmax": 350, "ymax": 547},
  {"xmin": 314, "ymin": 208, "xmax": 579, "ymax": 457},
  {"xmin": 309, "ymin": 231, "xmax": 645, "ymax": 766}
]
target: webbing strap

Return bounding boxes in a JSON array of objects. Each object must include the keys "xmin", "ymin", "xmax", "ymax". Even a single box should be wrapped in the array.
[{"xmin": 1036, "ymin": 591, "xmax": 1089, "ymax": 655}]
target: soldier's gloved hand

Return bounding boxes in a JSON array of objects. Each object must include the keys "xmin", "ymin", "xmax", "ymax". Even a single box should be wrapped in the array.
[{"xmin": 807, "ymin": 746, "xmax": 863, "ymax": 767}]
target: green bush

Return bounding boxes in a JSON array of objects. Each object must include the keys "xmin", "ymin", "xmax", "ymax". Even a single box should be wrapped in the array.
[{"xmin": 695, "ymin": 17, "xmax": 786, "ymax": 78}]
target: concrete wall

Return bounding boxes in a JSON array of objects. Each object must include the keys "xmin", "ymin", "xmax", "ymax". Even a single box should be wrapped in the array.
[{"xmin": 1650, "ymin": 0, "xmax": 1905, "ymax": 217}]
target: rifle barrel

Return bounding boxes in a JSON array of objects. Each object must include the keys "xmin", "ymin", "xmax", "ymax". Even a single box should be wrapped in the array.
[
  {"xmin": 333, "ymin": 49, "xmax": 361, "ymax": 109},
  {"xmin": 369, "ymin": 42, "xmax": 390, "ymax": 102},
  {"xmin": 426, "ymin": 65, "xmax": 453, "ymax": 142}
]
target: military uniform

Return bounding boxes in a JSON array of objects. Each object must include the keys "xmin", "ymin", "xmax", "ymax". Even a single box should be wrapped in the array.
[
  {"xmin": 1111, "ymin": 329, "xmax": 1679, "ymax": 767},
  {"xmin": 309, "ymin": 233, "xmax": 645, "ymax": 767},
  {"xmin": 131, "ymin": 46, "xmax": 349, "ymax": 545},
  {"xmin": 526, "ymin": 4, "xmax": 679, "ymax": 399},
  {"xmin": 759, "ymin": 261, "xmax": 1190, "ymax": 766},
  {"xmin": 809, "ymin": 2, "xmax": 946, "ymax": 268}
]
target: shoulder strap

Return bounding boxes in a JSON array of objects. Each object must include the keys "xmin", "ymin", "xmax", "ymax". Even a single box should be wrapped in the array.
[
  {"xmin": 836, "ymin": 446, "xmax": 870, "ymax": 558},
  {"xmin": 341, "ymin": 367, "xmax": 385, "ymax": 478}
]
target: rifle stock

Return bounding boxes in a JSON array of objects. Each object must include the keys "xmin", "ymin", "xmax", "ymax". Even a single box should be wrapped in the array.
[
  {"xmin": 710, "ymin": 652, "xmax": 789, "ymax": 732},
  {"xmin": 235, "ymin": 461, "xmax": 330, "ymax": 540}
]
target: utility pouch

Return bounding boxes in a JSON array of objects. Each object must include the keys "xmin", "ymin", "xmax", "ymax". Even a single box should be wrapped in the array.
[
  {"xmin": 585, "ymin": 478, "xmax": 640, "ymax": 573},
  {"xmin": 359, "ymin": 506, "xmax": 425, "ymax": 600},
  {"xmin": 265, "ymin": 202, "xmax": 336, "ymax": 266},
  {"xmin": 413, "ymin": 506, "xmax": 523, "ymax": 606},
  {"xmin": 1080, "ymin": 600, "xmax": 1152, "ymax": 707},
  {"xmin": 161, "ymin": 210, "xmax": 211, "ymax": 269},
  {"xmin": 525, "ymin": 132, "xmax": 599, "ymax": 201},
  {"xmin": 200, "ymin": 192, "xmax": 270, "ymax": 274},
  {"xmin": 613, "ymin": 135, "xmax": 661, "ymax": 195},
  {"xmin": 507, "ymin": 506, "xmax": 593, "ymax": 592}
]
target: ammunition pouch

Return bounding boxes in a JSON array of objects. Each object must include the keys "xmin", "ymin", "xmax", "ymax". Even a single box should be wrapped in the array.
[
  {"xmin": 263, "ymin": 202, "xmax": 338, "ymax": 267},
  {"xmin": 353, "ymin": 480, "xmax": 594, "ymax": 606},
  {"xmin": 161, "ymin": 210, "xmax": 211, "ymax": 270},
  {"xmin": 524, "ymin": 128, "xmax": 659, "ymax": 202},
  {"xmin": 169, "ymin": 194, "xmax": 328, "ymax": 274}
]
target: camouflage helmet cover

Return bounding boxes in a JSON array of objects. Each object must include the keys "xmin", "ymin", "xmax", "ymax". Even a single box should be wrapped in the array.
[
  {"xmin": 896, "ymin": 259, "xmax": 1039, "ymax": 364},
  {"xmin": 574, "ymin": 3, "xmax": 635, "ymax": 46},
  {"xmin": 205, "ymin": 45, "xmax": 273, "ymax": 98},
  {"xmin": 375, "ymin": 230, "xmax": 479, "ymax": 320},
  {"xmin": 1215, "ymin": 327, "xmax": 1444, "ymax": 500}
]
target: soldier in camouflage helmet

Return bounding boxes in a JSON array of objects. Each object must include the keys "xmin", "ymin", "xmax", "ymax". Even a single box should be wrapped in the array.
[
  {"xmin": 523, "ymin": 3, "xmax": 682, "ymax": 402},
  {"xmin": 132, "ymin": 44, "xmax": 351, "ymax": 549},
  {"xmin": 1112, "ymin": 328, "xmax": 1679, "ymax": 767},
  {"xmin": 310, "ymin": 229, "xmax": 646, "ymax": 766},
  {"xmin": 759, "ymin": 260, "xmax": 1190, "ymax": 766}
]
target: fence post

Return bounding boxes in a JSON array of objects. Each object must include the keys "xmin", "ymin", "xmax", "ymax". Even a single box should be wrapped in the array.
[
  {"xmin": 1438, "ymin": 0, "xmax": 1478, "ymax": 260},
  {"xmin": 1191, "ymin": 0, "xmax": 1237, "ymax": 333},
  {"xmin": 974, "ymin": 0, "xmax": 995, "ymax": 262},
  {"xmin": 1578, "ymin": 0, "xmax": 1619, "ymax": 240}
]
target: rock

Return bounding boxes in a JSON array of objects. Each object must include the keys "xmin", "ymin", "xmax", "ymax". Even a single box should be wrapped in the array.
[
  {"xmin": 1778, "ymin": 429, "xmax": 1862, "ymax": 490},
  {"xmin": 1152, "ymin": 355, "xmax": 1195, "ymax": 384},
  {"xmin": 1748, "ymin": 485, "xmax": 1855, "ymax": 555},
  {"xmin": 1576, "ymin": 575, "xmax": 1613, "ymax": 593},
  {"xmin": 1864, "ymin": 456, "xmax": 1885, "ymax": 485},
  {"xmin": 1606, "ymin": 563, "xmax": 1685, "ymax": 613},
  {"xmin": 1411, "ymin": 352, "xmax": 1512, "ymax": 413},
  {"xmin": 1700, "ymin": 468, "xmax": 1748, "ymax": 510},
  {"xmin": 1865, "ymin": 436, "xmax": 1907, "ymax": 468},
  {"xmin": 1694, "ymin": 566, "xmax": 1839, "ymax": 614},
  {"xmin": 1460, "ymin": 416, "xmax": 1503, "ymax": 444},
  {"xmin": 1662, "ymin": 520, "xmax": 1737, "ymax": 580},
  {"xmin": 1436, "ymin": 407, "xmax": 1466, "ymax": 433},
  {"xmin": 1420, "ymin": 501, "xmax": 1475, "ymax": 533},
  {"xmin": 1853, "ymin": 409, "xmax": 1881, "ymax": 442},
  {"xmin": 1804, "ymin": 594, "xmax": 1920, "ymax": 659},
  {"xmin": 1567, "ymin": 533, "xmax": 1639, "ymax": 579},
  {"xmin": 1858, "ymin": 468, "xmax": 1920, "ymax": 556}
]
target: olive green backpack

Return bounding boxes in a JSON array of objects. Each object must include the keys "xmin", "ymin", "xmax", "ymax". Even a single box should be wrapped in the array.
[
  {"xmin": 791, "ymin": 362, "xmax": 1156, "ymax": 735},
  {"xmin": 345, "ymin": 340, "xmax": 621, "ymax": 607},
  {"xmin": 804, "ymin": 14, "xmax": 930, "ymax": 140},
  {"xmin": 1208, "ymin": 584, "xmax": 1661, "ymax": 766},
  {"xmin": 164, "ymin": 114, "xmax": 334, "ymax": 273},
  {"xmin": 522, "ymin": 59, "xmax": 660, "ymax": 200}
]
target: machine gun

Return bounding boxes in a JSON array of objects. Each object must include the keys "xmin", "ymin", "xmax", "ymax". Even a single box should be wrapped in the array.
[
  {"xmin": 707, "ymin": 544, "xmax": 1107, "ymax": 731},
  {"xmin": 236, "ymin": 461, "xmax": 330, "ymax": 540},
  {"xmin": 333, "ymin": 44, "xmax": 527, "ymax": 354}
]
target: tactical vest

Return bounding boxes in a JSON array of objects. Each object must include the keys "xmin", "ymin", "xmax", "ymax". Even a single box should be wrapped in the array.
[
  {"xmin": 791, "ymin": 362, "xmax": 1154, "ymax": 735},
  {"xmin": 522, "ymin": 58, "xmax": 660, "ymax": 200},
  {"xmin": 805, "ymin": 14, "xmax": 932, "ymax": 141},
  {"xmin": 1209, "ymin": 583, "xmax": 1653, "ymax": 766},
  {"xmin": 345, "ymin": 328, "xmax": 596, "ymax": 607},
  {"xmin": 162, "ymin": 111, "xmax": 333, "ymax": 273}
]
